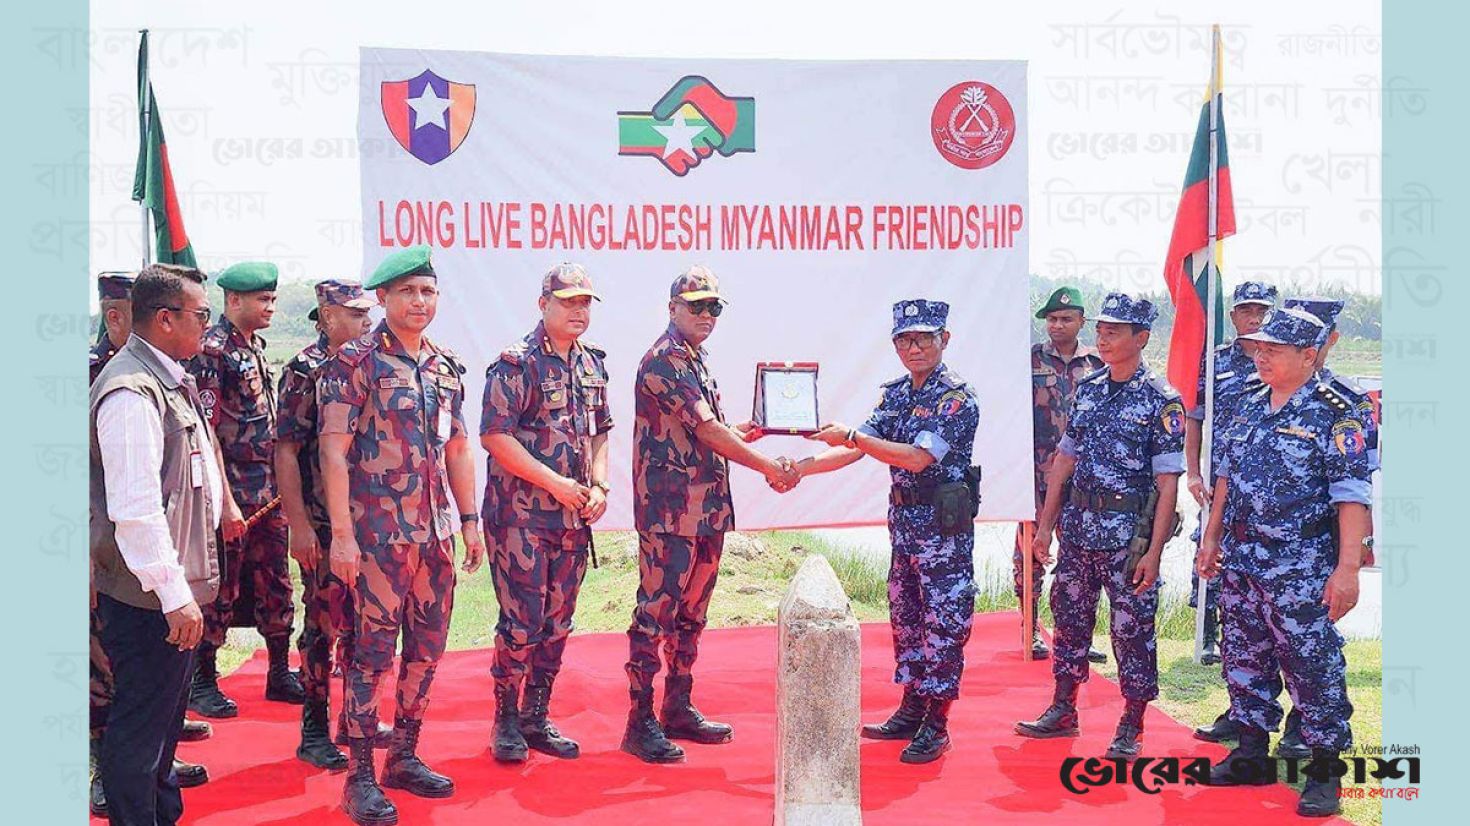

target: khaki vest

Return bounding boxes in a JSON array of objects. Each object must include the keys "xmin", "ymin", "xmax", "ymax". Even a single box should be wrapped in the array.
[{"xmin": 89, "ymin": 336, "xmax": 220, "ymax": 610}]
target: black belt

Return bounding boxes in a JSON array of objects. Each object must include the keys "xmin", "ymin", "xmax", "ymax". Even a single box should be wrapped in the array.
[
  {"xmin": 1068, "ymin": 487, "xmax": 1146, "ymax": 514},
  {"xmin": 1229, "ymin": 518, "xmax": 1333, "ymax": 544},
  {"xmin": 891, "ymin": 487, "xmax": 937, "ymax": 506}
]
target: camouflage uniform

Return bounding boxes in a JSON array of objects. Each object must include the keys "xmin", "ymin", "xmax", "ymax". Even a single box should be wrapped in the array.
[
  {"xmin": 1052, "ymin": 347, "xmax": 1185, "ymax": 701},
  {"xmin": 1016, "ymin": 340, "xmax": 1101, "ymax": 611},
  {"xmin": 625, "ymin": 322, "xmax": 734, "ymax": 694},
  {"xmin": 859, "ymin": 347, "xmax": 980, "ymax": 700},
  {"xmin": 89, "ymin": 334, "xmax": 123, "ymax": 735},
  {"xmin": 187, "ymin": 317, "xmax": 292, "ymax": 645},
  {"xmin": 482, "ymin": 322, "xmax": 612, "ymax": 689},
  {"xmin": 277, "ymin": 333, "xmax": 355, "ymax": 705},
  {"xmin": 318, "ymin": 320, "xmax": 467, "ymax": 739},
  {"xmin": 1214, "ymin": 314, "xmax": 1371, "ymax": 752}
]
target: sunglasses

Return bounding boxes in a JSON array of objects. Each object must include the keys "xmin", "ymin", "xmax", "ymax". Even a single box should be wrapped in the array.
[
  {"xmin": 893, "ymin": 332, "xmax": 940, "ymax": 352},
  {"xmin": 682, "ymin": 299, "xmax": 724, "ymax": 317}
]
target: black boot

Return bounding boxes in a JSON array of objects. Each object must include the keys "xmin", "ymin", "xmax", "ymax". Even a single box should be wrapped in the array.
[
  {"xmin": 179, "ymin": 718, "xmax": 213, "ymax": 742},
  {"xmin": 861, "ymin": 687, "xmax": 926, "ymax": 740},
  {"xmin": 336, "ymin": 709, "xmax": 394, "ymax": 748},
  {"xmin": 1015, "ymin": 679, "xmax": 1080, "ymax": 738},
  {"xmin": 621, "ymin": 689, "xmax": 684, "ymax": 763},
  {"xmin": 1276, "ymin": 708, "xmax": 1311, "ymax": 759},
  {"xmin": 172, "ymin": 758, "xmax": 209, "ymax": 788},
  {"xmin": 381, "ymin": 718, "xmax": 454, "ymax": 798},
  {"xmin": 265, "ymin": 634, "xmax": 306, "ymax": 704},
  {"xmin": 491, "ymin": 682, "xmax": 529, "ymax": 764},
  {"xmin": 1205, "ymin": 725, "xmax": 1274, "ymax": 786},
  {"xmin": 520, "ymin": 678, "xmax": 579, "ymax": 759},
  {"xmin": 1297, "ymin": 749, "xmax": 1343, "ymax": 817},
  {"xmin": 1193, "ymin": 710, "xmax": 1240, "ymax": 743},
  {"xmin": 88, "ymin": 731, "xmax": 107, "ymax": 817},
  {"xmin": 1104, "ymin": 699, "xmax": 1147, "ymax": 760},
  {"xmin": 1200, "ymin": 608, "xmax": 1222, "ymax": 666},
  {"xmin": 298, "ymin": 698, "xmax": 348, "ymax": 771},
  {"xmin": 900, "ymin": 699, "xmax": 952, "ymax": 763},
  {"xmin": 1087, "ymin": 645, "xmax": 1108, "ymax": 664},
  {"xmin": 660, "ymin": 674, "xmax": 733, "ymax": 744},
  {"xmin": 342, "ymin": 739, "xmax": 398, "ymax": 826},
  {"xmin": 188, "ymin": 646, "xmax": 238, "ymax": 718}
]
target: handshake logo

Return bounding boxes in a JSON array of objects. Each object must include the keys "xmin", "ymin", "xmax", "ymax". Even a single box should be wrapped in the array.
[{"xmin": 618, "ymin": 76, "xmax": 756, "ymax": 177}]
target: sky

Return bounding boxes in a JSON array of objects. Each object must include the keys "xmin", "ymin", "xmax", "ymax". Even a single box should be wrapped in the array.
[{"xmin": 85, "ymin": 0, "xmax": 1383, "ymax": 304}]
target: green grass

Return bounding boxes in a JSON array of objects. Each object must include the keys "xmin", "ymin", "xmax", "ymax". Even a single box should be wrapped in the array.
[{"xmin": 216, "ymin": 530, "xmax": 1381, "ymax": 824}]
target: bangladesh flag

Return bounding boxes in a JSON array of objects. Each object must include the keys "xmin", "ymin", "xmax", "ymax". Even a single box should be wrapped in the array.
[
  {"xmin": 1163, "ymin": 42, "xmax": 1234, "ymax": 414},
  {"xmin": 132, "ymin": 30, "xmax": 196, "ymax": 266}
]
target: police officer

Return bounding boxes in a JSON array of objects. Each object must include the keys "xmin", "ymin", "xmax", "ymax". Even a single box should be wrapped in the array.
[
  {"xmin": 1197, "ymin": 307, "xmax": 1370, "ymax": 818},
  {"xmin": 88, "ymin": 272, "xmax": 213, "ymax": 817},
  {"xmin": 319, "ymin": 246, "xmax": 486, "ymax": 824},
  {"xmin": 799, "ymin": 298, "xmax": 980, "ymax": 764},
  {"xmin": 1188, "ymin": 281, "xmax": 1277, "ymax": 744},
  {"xmin": 1021, "ymin": 286, "xmax": 1103, "ymax": 661},
  {"xmin": 186, "ymin": 261, "xmax": 303, "ymax": 717},
  {"xmin": 1016, "ymin": 292, "xmax": 1184, "ymax": 760},
  {"xmin": 621, "ymin": 265, "xmax": 798, "ymax": 764},
  {"xmin": 481, "ymin": 263, "xmax": 613, "ymax": 763},
  {"xmin": 275, "ymin": 279, "xmax": 379, "ymax": 770}
]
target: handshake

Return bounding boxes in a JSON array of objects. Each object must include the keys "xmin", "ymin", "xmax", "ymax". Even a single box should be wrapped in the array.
[{"xmin": 734, "ymin": 420, "xmax": 802, "ymax": 494}]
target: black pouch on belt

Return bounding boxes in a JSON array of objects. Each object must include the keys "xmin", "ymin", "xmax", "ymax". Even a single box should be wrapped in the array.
[{"xmin": 934, "ymin": 480, "xmax": 973, "ymax": 537}]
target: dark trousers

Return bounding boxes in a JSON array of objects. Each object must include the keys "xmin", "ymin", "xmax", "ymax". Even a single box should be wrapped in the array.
[{"xmin": 97, "ymin": 594, "xmax": 196, "ymax": 826}]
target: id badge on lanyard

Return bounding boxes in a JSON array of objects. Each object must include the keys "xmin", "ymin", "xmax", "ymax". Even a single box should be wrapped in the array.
[{"xmin": 189, "ymin": 450, "xmax": 205, "ymax": 489}]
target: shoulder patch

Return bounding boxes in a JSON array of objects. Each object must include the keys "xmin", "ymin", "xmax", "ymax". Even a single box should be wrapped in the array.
[
  {"xmin": 1331, "ymin": 417, "xmax": 1366, "ymax": 456},
  {"xmin": 334, "ymin": 333, "xmax": 377, "ymax": 367},
  {"xmin": 1161, "ymin": 399, "xmax": 1186, "ymax": 435},
  {"xmin": 1145, "ymin": 371, "xmax": 1181, "ymax": 399},
  {"xmin": 1315, "ymin": 382, "xmax": 1353, "ymax": 414},
  {"xmin": 937, "ymin": 388, "xmax": 970, "ymax": 416}
]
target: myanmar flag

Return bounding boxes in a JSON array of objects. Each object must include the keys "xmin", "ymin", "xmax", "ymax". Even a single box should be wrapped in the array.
[
  {"xmin": 1164, "ymin": 40, "xmax": 1234, "ymax": 413},
  {"xmin": 132, "ymin": 30, "xmax": 196, "ymax": 266}
]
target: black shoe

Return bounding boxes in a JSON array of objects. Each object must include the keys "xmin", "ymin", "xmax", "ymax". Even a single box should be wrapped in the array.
[
  {"xmin": 520, "ymin": 678, "xmax": 579, "ymax": 759},
  {"xmin": 336, "ymin": 711, "xmax": 393, "ymax": 748},
  {"xmin": 381, "ymin": 718, "xmax": 454, "ymax": 799},
  {"xmin": 298, "ymin": 699, "xmax": 349, "ymax": 771},
  {"xmin": 89, "ymin": 733, "xmax": 107, "ymax": 817},
  {"xmin": 179, "ymin": 718, "xmax": 213, "ymax": 742},
  {"xmin": 621, "ymin": 689, "xmax": 684, "ymax": 763},
  {"xmin": 1204, "ymin": 726, "xmax": 1274, "ymax": 786},
  {"xmin": 660, "ymin": 674, "xmax": 733, "ymax": 744},
  {"xmin": 1015, "ymin": 680, "xmax": 1080, "ymax": 739},
  {"xmin": 342, "ymin": 739, "xmax": 398, "ymax": 826},
  {"xmin": 1104, "ymin": 700, "xmax": 1147, "ymax": 760},
  {"xmin": 491, "ymin": 682, "xmax": 529, "ymax": 764},
  {"xmin": 172, "ymin": 759, "xmax": 209, "ymax": 788},
  {"xmin": 1193, "ymin": 711, "xmax": 1240, "ymax": 743},
  {"xmin": 861, "ymin": 687, "xmax": 926, "ymax": 740},
  {"xmin": 1297, "ymin": 750, "xmax": 1343, "ymax": 817},
  {"xmin": 265, "ymin": 635, "xmax": 307, "ymax": 705},
  {"xmin": 1087, "ymin": 646, "xmax": 1108, "ymax": 664},
  {"xmin": 188, "ymin": 647, "xmax": 239, "ymax": 719},
  {"xmin": 900, "ymin": 699, "xmax": 952, "ymax": 763},
  {"xmin": 1200, "ymin": 608, "xmax": 1222, "ymax": 665},
  {"xmin": 1276, "ymin": 708, "xmax": 1311, "ymax": 759},
  {"xmin": 1030, "ymin": 626, "xmax": 1051, "ymax": 660}
]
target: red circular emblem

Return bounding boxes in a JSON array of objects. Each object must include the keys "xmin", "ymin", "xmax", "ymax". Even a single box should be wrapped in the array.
[{"xmin": 930, "ymin": 81, "xmax": 1017, "ymax": 170}]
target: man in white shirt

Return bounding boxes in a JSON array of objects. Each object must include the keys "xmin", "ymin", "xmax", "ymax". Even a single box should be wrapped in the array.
[{"xmin": 89, "ymin": 263, "xmax": 223, "ymax": 826}]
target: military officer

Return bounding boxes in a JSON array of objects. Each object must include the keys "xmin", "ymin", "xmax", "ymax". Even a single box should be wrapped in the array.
[
  {"xmin": 799, "ymin": 298, "xmax": 980, "ymax": 764},
  {"xmin": 1016, "ymin": 292, "xmax": 1184, "ymax": 760},
  {"xmin": 481, "ymin": 263, "xmax": 613, "ymax": 763},
  {"xmin": 185, "ymin": 261, "xmax": 303, "ymax": 717},
  {"xmin": 621, "ymin": 265, "xmax": 798, "ymax": 764},
  {"xmin": 319, "ymin": 245, "xmax": 485, "ymax": 825},
  {"xmin": 275, "ymin": 279, "xmax": 378, "ymax": 770},
  {"xmin": 1020, "ymin": 286, "xmax": 1104, "ymax": 661},
  {"xmin": 1197, "ymin": 307, "xmax": 1371, "ymax": 818},
  {"xmin": 91, "ymin": 272, "xmax": 135, "ymax": 383}
]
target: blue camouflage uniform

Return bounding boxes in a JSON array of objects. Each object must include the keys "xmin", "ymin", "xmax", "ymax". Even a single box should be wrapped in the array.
[
  {"xmin": 1282, "ymin": 297, "xmax": 1381, "ymax": 474},
  {"xmin": 1215, "ymin": 307, "xmax": 1371, "ymax": 751},
  {"xmin": 1189, "ymin": 281, "xmax": 1278, "ymax": 611},
  {"xmin": 1052, "ymin": 293, "xmax": 1184, "ymax": 701},
  {"xmin": 858, "ymin": 299, "xmax": 979, "ymax": 701}
]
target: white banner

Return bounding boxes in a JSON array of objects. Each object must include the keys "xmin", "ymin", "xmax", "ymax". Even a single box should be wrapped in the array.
[{"xmin": 357, "ymin": 49, "xmax": 1033, "ymax": 528}]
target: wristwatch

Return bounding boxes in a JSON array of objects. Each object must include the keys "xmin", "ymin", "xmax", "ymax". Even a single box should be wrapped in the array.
[
  {"xmin": 459, "ymin": 511, "xmax": 479, "ymax": 524},
  {"xmin": 593, "ymin": 481, "xmax": 611, "ymax": 493}
]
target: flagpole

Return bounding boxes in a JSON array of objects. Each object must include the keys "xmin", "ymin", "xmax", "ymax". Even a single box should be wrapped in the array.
[
  {"xmin": 1194, "ymin": 24, "xmax": 1222, "ymax": 665},
  {"xmin": 138, "ymin": 29, "xmax": 152, "ymax": 267}
]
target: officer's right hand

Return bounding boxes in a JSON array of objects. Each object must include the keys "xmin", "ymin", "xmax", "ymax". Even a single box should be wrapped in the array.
[
  {"xmin": 1031, "ymin": 531, "xmax": 1053, "ymax": 566},
  {"xmin": 330, "ymin": 534, "xmax": 362, "ymax": 585},
  {"xmin": 221, "ymin": 503, "xmax": 247, "ymax": 544},
  {"xmin": 164, "ymin": 600, "xmax": 204, "ymax": 651},
  {"xmin": 1186, "ymin": 473, "xmax": 1210, "ymax": 508},
  {"xmin": 551, "ymin": 475, "xmax": 591, "ymax": 511},
  {"xmin": 1196, "ymin": 541, "xmax": 1221, "ymax": 580},
  {"xmin": 288, "ymin": 518, "xmax": 320, "ymax": 570}
]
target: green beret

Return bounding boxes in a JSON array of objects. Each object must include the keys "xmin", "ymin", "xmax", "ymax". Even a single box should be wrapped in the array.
[
  {"xmin": 217, "ymin": 261, "xmax": 279, "ymax": 293},
  {"xmin": 1035, "ymin": 286, "xmax": 1085, "ymax": 319},
  {"xmin": 365, "ymin": 245, "xmax": 436, "ymax": 290}
]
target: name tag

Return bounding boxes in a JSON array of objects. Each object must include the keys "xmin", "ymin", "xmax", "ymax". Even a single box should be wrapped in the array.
[
  {"xmin": 379, "ymin": 376, "xmax": 413, "ymax": 390},
  {"xmin": 189, "ymin": 450, "xmax": 204, "ymax": 489}
]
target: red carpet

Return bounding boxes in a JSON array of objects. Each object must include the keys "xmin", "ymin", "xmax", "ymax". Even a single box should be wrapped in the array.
[{"xmin": 118, "ymin": 614, "xmax": 1347, "ymax": 825}]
